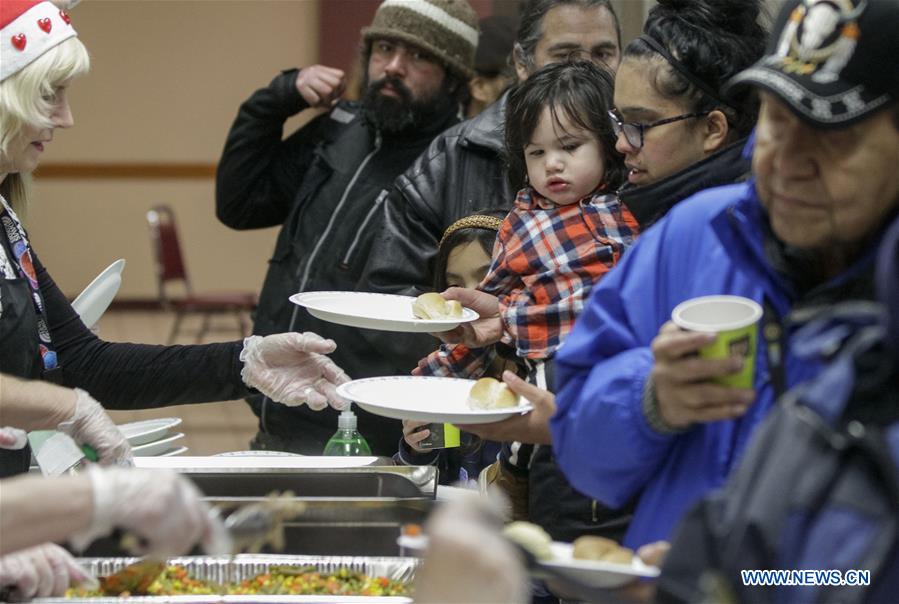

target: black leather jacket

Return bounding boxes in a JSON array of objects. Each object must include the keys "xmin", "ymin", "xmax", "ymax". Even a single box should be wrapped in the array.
[
  {"xmin": 358, "ymin": 92, "xmax": 515, "ymax": 298},
  {"xmin": 216, "ymin": 69, "xmax": 458, "ymax": 455}
]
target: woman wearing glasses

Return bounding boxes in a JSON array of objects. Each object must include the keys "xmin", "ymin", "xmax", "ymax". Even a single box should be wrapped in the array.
[{"xmin": 609, "ymin": 0, "xmax": 767, "ymax": 227}]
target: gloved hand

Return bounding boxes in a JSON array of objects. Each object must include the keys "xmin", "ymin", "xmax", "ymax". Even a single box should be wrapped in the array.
[
  {"xmin": 0, "ymin": 427, "xmax": 28, "ymax": 450},
  {"xmin": 56, "ymin": 389, "xmax": 133, "ymax": 467},
  {"xmin": 240, "ymin": 333, "xmax": 351, "ymax": 411},
  {"xmin": 69, "ymin": 467, "xmax": 230, "ymax": 557},
  {"xmin": 0, "ymin": 543, "xmax": 97, "ymax": 601}
]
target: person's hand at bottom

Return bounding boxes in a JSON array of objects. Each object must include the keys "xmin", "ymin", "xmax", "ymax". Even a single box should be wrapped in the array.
[
  {"xmin": 616, "ymin": 541, "xmax": 670, "ymax": 603},
  {"xmin": 414, "ymin": 501, "xmax": 529, "ymax": 603},
  {"xmin": 0, "ymin": 543, "xmax": 97, "ymax": 601}
]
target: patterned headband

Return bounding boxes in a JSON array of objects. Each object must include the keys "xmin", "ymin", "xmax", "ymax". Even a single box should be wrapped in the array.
[{"xmin": 439, "ymin": 215, "xmax": 504, "ymax": 248}]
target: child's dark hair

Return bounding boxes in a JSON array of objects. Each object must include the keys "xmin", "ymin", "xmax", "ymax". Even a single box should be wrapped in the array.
[
  {"xmin": 433, "ymin": 209, "xmax": 507, "ymax": 292},
  {"xmin": 625, "ymin": 0, "xmax": 768, "ymax": 139},
  {"xmin": 504, "ymin": 60, "xmax": 624, "ymax": 192}
]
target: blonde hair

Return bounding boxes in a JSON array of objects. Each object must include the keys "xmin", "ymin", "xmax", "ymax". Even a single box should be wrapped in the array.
[{"xmin": 0, "ymin": 36, "xmax": 89, "ymax": 217}]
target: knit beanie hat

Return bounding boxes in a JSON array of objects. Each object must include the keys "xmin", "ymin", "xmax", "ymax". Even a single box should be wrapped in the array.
[
  {"xmin": 1, "ymin": 0, "xmax": 77, "ymax": 82},
  {"xmin": 362, "ymin": 0, "xmax": 478, "ymax": 79}
]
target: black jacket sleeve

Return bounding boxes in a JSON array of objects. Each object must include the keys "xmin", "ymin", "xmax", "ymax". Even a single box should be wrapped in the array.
[
  {"xmin": 38, "ymin": 253, "xmax": 249, "ymax": 409},
  {"xmin": 215, "ymin": 69, "xmax": 328, "ymax": 230}
]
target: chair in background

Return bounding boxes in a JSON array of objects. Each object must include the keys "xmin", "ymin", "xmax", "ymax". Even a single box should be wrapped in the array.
[{"xmin": 147, "ymin": 205, "xmax": 257, "ymax": 344}]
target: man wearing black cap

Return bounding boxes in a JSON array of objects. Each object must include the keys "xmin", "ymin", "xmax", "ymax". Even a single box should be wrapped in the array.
[
  {"xmin": 215, "ymin": 0, "xmax": 479, "ymax": 456},
  {"xmin": 551, "ymin": 0, "xmax": 899, "ymax": 554},
  {"xmin": 646, "ymin": 8, "xmax": 899, "ymax": 601}
]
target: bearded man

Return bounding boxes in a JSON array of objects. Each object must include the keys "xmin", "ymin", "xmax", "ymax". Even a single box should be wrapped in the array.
[{"xmin": 216, "ymin": 0, "xmax": 478, "ymax": 455}]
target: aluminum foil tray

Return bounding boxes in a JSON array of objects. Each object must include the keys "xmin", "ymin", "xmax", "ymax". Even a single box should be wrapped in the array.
[{"xmin": 33, "ymin": 554, "xmax": 418, "ymax": 603}]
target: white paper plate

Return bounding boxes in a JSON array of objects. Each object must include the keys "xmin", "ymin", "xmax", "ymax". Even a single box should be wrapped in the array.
[
  {"xmin": 396, "ymin": 533, "xmax": 429, "ymax": 555},
  {"xmin": 395, "ymin": 536, "xmax": 658, "ymax": 588},
  {"xmin": 541, "ymin": 541, "xmax": 660, "ymax": 588},
  {"xmin": 290, "ymin": 291, "xmax": 479, "ymax": 333},
  {"xmin": 337, "ymin": 376, "xmax": 533, "ymax": 424},
  {"xmin": 117, "ymin": 417, "xmax": 183, "ymax": 446},
  {"xmin": 214, "ymin": 450, "xmax": 303, "ymax": 457},
  {"xmin": 134, "ymin": 456, "xmax": 381, "ymax": 469},
  {"xmin": 71, "ymin": 259, "xmax": 125, "ymax": 329},
  {"xmin": 159, "ymin": 445, "xmax": 189, "ymax": 457},
  {"xmin": 131, "ymin": 432, "xmax": 185, "ymax": 456}
]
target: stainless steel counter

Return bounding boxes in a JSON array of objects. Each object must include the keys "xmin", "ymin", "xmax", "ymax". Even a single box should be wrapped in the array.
[{"xmin": 82, "ymin": 464, "xmax": 437, "ymax": 558}]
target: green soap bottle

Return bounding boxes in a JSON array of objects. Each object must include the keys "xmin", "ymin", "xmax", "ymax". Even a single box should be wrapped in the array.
[{"xmin": 322, "ymin": 409, "xmax": 372, "ymax": 456}]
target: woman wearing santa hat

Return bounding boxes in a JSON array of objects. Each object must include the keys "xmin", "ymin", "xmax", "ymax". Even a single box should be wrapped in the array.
[
  {"xmin": 0, "ymin": 0, "xmax": 351, "ymax": 473},
  {"xmin": 0, "ymin": 2, "xmax": 349, "ymax": 596}
]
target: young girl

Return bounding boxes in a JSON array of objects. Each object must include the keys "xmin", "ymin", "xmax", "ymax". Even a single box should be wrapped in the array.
[
  {"xmin": 416, "ymin": 61, "xmax": 638, "ymax": 536},
  {"xmin": 396, "ymin": 210, "xmax": 511, "ymax": 486}
]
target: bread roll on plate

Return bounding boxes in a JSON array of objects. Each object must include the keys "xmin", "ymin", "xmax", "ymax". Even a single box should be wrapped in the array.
[
  {"xmin": 502, "ymin": 521, "xmax": 553, "ymax": 561},
  {"xmin": 572, "ymin": 535, "xmax": 634, "ymax": 564},
  {"xmin": 467, "ymin": 377, "xmax": 519, "ymax": 410},
  {"xmin": 412, "ymin": 292, "xmax": 463, "ymax": 320}
]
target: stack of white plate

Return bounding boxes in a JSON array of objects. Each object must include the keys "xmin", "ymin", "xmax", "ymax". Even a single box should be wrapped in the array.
[{"xmin": 118, "ymin": 417, "xmax": 186, "ymax": 457}]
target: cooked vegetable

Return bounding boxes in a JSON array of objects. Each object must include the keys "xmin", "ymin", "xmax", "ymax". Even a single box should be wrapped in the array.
[{"xmin": 67, "ymin": 564, "xmax": 408, "ymax": 598}]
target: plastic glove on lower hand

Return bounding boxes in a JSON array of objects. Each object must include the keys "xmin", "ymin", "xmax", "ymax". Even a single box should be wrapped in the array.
[
  {"xmin": 56, "ymin": 389, "xmax": 133, "ymax": 466},
  {"xmin": 0, "ymin": 427, "xmax": 28, "ymax": 450},
  {"xmin": 0, "ymin": 543, "xmax": 97, "ymax": 601},
  {"xmin": 69, "ymin": 467, "xmax": 230, "ymax": 557},
  {"xmin": 240, "ymin": 333, "xmax": 351, "ymax": 411}
]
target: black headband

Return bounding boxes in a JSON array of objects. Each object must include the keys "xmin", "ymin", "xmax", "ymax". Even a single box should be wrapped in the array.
[{"xmin": 638, "ymin": 34, "xmax": 735, "ymax": 110}]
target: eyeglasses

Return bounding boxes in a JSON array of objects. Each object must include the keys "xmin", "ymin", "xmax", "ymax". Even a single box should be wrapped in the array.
[{"xmin": 608, "ymin": 110, "xmax": 709, "ymax": 149}]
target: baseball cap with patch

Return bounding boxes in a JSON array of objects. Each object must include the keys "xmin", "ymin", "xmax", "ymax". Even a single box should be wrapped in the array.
[{"xmin": 726, "ymin": 0, "xmax": 898, "ymax": 128}]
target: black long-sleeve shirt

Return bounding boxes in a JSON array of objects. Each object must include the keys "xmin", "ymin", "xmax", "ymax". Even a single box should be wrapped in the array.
[{"xmin": 34, "ymin": 250, "xmax": 249, "ymax": 407}]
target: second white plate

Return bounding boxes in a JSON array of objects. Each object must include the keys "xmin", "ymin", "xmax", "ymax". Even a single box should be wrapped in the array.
[
  {"xmin": 117, "ymin": 417, "xmax": 182, "ymax": 446},
  {"xmin": 290, "ymin": 291, "xmax": 479, "ymax": 333},
  {"xmin": 541, "ymin": 541, "xmax": 660, "ymax": 588},
  {"xmin": 71, "ymin": 259, "xmax": 125, "ymax": 329},
  {"xmin": 337, "ymin": 376, "xmax": 533, "ymax": 424},
  {"xmin": 131, "ymin": 432, "xmax": 185, "ymax": 456},
  {"xmin": 393, "ymin": 535, "xmax": 659, "ymax": 588}
]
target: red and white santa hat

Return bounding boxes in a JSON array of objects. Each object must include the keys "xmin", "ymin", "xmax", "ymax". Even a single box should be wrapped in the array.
[{"xmin": 1, "ymin": 0, "xmax": 77, "ymax": 82}]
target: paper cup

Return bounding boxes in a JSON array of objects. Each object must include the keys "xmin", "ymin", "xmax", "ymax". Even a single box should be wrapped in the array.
[{"xmin": 671, "ymin": 295, "xmax": 763, "ymax": 388}]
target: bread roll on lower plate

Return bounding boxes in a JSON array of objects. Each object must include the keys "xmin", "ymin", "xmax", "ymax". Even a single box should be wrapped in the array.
[
  {"xmin": 467, "ymin": 377, "xmax": 520, "ymax": 410},
  {"xmin": 572, "ymin": 536, "xmax": 634, "ymax": 564},
  {"xmin": 412, "ymin": 292, "xmax": 463, "ymax": 320}
]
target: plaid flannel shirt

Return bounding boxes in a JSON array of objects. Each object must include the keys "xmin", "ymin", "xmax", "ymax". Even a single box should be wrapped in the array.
[{"xmin": 418, "ymin": 186, "xmax": 639, "ymax": 378}]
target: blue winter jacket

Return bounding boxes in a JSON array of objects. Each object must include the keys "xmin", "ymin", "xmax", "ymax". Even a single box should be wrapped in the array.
[{"xmin": 551, "ymin": 179, "xmax": 878, "ymax": 549}]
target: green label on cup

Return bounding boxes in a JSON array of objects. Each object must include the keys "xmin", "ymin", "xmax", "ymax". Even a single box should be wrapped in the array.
[
  {"xmin": 418, "ymin": 423, "xmax": 461, "ymax": 449},
  {"xmin": 671, "ymin": 295, "xmax": 763, "ymax": 390},
  {"xmin": 698, "ymin": 323, "xmax": 758, "ymax": 388}
]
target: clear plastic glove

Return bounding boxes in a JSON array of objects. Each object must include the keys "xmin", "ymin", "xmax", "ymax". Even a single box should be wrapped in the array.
[
  {"xmin": 240, "ymin": 333, "xmax": 351, "ymax": 411},
  {"xmin": 56, "ymin": 389, "xmax": 133, "ymax": 467},
  {"xmin": 69, "ymin": 467, "xmax": 230, "ymax": 557},
  {"xmin": 0, "ymin": 427, "xmax": 28, "ymax": 450},
  {"xmin": 0, "ymin": 543, "xmax": 97, "ymax": 601}
]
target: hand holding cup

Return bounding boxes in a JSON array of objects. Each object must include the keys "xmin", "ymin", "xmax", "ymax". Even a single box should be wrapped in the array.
[{"xmin": 651, "ymin": 296, "xmax": 762, "ymax": 429}]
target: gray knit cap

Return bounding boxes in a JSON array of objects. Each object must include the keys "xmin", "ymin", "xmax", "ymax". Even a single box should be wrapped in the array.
[{"xmin": 362, "ymin": 0, "xmax": 479, "ymax": 79}]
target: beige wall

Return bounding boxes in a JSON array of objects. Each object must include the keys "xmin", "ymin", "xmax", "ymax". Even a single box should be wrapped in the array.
[{"xmin": 29, "ymin": 0, "xmax": 321, "ymax": 299}]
